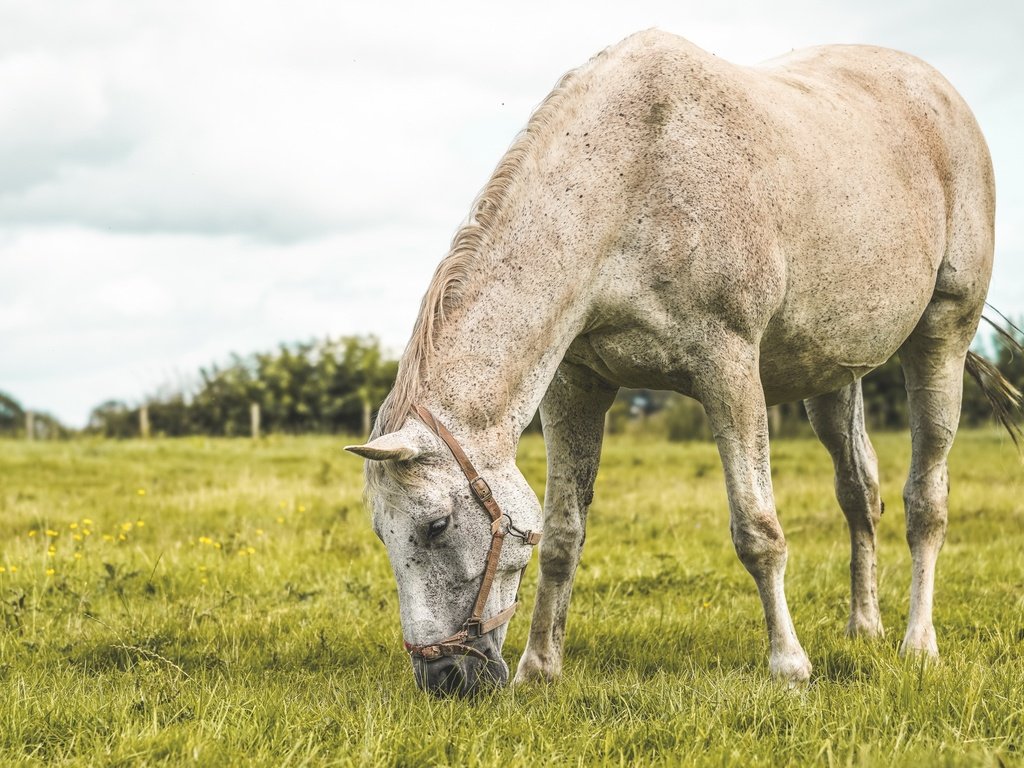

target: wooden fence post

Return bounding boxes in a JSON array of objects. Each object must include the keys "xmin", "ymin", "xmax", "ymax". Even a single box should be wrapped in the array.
[
  {"xmin": 139, "ymin": 405, "xmax": 151, "ymax": 439},
  {"xmin": 25, "ymin": 411, "xmax": 34, "ymax": 441},
  {"xmin": 251, "ymin": 402, "xmax": 261, "ymax": 440}
]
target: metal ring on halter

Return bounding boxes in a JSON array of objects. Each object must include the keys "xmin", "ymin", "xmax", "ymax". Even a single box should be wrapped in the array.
[{"xmin": 502, "ymin": 513, "xmax": 538, "ymax": 545}]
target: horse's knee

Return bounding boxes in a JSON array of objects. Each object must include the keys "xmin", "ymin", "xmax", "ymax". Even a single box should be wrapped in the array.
[
  {"xmin": 903, "ymin": 470, "xmax": 949, "ymax": 547},
  {"xmin": 538, "ymin": 512, "xmax": 584, "ymax": 582},
  {"xmin": 905, "ymin": 506, "xmax": 948, "ymax": 548},
  {"xmin": 731, "ymin": 512, "xmax": 787, "ymax": 576}
]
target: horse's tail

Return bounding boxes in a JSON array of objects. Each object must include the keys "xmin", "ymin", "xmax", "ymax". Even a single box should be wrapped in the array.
[{"xmin": 964, "ymin": 308, "xmax": 1024, "ymax": 451}]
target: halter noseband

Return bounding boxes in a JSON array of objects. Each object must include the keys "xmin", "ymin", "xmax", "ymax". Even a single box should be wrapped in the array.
[{"xmin": 402, "ymin": 404, "xmax": 542, "ymax": 663}]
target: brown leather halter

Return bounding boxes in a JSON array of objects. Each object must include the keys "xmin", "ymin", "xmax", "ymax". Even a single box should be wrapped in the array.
[{"xmin": 403, "ymin": 404, "xmax": 542, "ymax": 663}]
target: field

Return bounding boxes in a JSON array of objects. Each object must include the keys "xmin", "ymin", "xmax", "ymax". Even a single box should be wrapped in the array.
[{"xmin": 0, "ymin": 430, "xmax": 1022, "ymax": 766}]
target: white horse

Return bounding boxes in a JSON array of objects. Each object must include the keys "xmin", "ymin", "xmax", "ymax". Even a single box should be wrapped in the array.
[{"xmin": 347, "ymin": 29, "xmax": 1011, "ymax": 697}]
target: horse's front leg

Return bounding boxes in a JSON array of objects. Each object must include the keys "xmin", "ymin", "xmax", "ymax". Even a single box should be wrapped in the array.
[
  {"xmin": 697, "ymin": 339, "xmax": 812, "ymax": 684},
  {"xmin": 515, "ymin": 362, "xmax": 616, "ymax": 684}
]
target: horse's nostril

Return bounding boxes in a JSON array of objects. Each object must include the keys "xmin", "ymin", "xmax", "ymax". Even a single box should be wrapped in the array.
[{"xmin": 424, "ymin": 658, "xmax": 468, "ymax": 697}]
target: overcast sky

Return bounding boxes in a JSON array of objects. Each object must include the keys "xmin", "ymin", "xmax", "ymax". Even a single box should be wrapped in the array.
[{"xmin": 2, "ymin": 0, "xmax": 1021, "ymax": 427}]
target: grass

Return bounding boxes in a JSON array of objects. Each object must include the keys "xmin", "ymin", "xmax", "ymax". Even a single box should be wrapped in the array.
[{"xmin": 0, "ymin": 430, "xmax": 1022, "ymax": 766}]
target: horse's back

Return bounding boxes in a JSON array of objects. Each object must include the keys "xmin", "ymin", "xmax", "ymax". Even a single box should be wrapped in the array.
[{"xmin": 575, "ymin": 31, "xmax": 994, "ymax": 403}]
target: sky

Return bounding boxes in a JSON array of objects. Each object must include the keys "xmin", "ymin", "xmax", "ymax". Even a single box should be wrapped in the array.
[{"xmin": 1, "ymin": 0, "xmax": 1022, "ymax": 427}]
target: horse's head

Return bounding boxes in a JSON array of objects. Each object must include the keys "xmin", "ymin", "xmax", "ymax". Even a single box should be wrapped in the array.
[{"xmin": 346, "ymin": 410, "xmax": 542, "ymax": 697}]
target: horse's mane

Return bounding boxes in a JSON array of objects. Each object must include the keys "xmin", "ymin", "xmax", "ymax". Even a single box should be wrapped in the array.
[{"xmin": 373, "ymin": 53, "xmax": 605, "ymax": 438}]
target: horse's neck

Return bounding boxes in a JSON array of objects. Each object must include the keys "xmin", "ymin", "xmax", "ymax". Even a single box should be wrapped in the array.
[
  {"xmin": 422, "ymin": 241, "xmax": 591, "ymax": 461},
  {"xmin": 411, "ymin": 73, "xmax": 615, "ymax": 459}
]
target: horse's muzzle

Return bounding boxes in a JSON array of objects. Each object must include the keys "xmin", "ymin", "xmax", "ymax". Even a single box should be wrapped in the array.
[{"xmin": 411, "ymin": 638, "xmax": 508, "ymax": 697}]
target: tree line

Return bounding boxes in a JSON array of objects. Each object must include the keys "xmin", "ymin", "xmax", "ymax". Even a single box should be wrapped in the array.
[
  {"xmin": 1, "ymin": 324, "xmax": 1020, "ymax": 440},
  {"xmin": 86, "ymin": 336, "xmax": 397, "ymax": 438},
  {"xmin": 0, "ymin": 391, "xmax": 69, "ymax": 439}
]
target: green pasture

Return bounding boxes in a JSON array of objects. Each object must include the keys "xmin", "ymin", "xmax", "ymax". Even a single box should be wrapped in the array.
[{"xmin": 0, "ymin": 431, "xmax": 1021, "ymax": 766}]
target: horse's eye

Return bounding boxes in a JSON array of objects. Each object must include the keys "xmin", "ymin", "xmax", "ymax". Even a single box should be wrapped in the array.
[{"xmin": 426, "ymin": 516, "xmax": 450, "ymax": 539}]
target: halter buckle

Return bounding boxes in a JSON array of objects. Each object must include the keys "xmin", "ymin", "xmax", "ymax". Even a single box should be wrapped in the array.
[
  {"xmin": 463, "ymin": 618, "xmax": 484, "ymax": 638},
  {"xmin": 469, "ymin": 477, "xmax": 492, "ymax": 502},
  {"xmin": 418, "ymin": 645, "xmax": 443, "ymax": 661}
]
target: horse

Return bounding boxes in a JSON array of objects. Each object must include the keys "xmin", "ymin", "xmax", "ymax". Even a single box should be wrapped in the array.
[{"xmin": 346, "ymin": 29, "xmax": 1016, "ymax": 697}]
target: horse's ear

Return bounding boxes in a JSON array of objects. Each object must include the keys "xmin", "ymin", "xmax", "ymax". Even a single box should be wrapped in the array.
[{"xmin": 345, "ymin": 432, "xmax": 421, "ymax": 462}]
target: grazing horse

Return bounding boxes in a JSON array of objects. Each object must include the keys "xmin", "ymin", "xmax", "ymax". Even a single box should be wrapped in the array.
[{"xmin": 347, "ymin": 29, "xmax": 1010, "ymax": 697}]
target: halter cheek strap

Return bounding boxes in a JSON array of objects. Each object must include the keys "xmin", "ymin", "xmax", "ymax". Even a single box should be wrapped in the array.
[{"xmin": 402, "ymin": 404, "xmax": 541, "ymax": 662}]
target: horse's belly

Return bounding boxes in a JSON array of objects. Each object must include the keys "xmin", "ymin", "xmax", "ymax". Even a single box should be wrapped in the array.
[
  {"xmin": 757, "ymin": 247, "xmax": 952, "ymax": 401},
  {"xmin": 758, "ymin": 340, "xmax": 897, "ymax": 406},
  {"xmin": 572, "ymin": 263, "xmax": 937, "ymax": 405},
  {"xmin": 757, "ymin": 279, "xmax": 935, "ymax": 404}
]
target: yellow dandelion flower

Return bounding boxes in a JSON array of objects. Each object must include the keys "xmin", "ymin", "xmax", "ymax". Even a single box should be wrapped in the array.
[
  {"xmin": 118, "ymin": 533, "xmax": 127, "ymax": 541},
  {"xmin": 103, "ymin": 534, "xmax": 114, "ymax": 542},
  {"xmin": 200, "ymin": 577, "xmax": 208, "ymax": 584},
  {"xmin": 73, "ymin": 534, "xmax": 83, "ymax": 542},
  {"xmin": 255, "ymin": 529, "xmax": 264, "ymax": 536},
  {"xmin": 298, "ymin": 505, "xmax": 306, "ymax": 513},
  {"xmin": 135, "ymin": 520, "xmax": 145, "ymax": 528},
  {"xmin": 28, "ymin": 530, "xmax": 37, "ymax": 537},
  {"xmin": 198, "ymin": 565, "xmax": 207, "ymax": 572},
  {"xmin": 45, "ymin": 530, "xmax": 59, "ymax": 537},
  {"xmin": 47, "ymin": 547, "xmax": 56, "ymax": 556},
  {"xmin": 246, "ymin": 546, "xmax": 256, "ymax": 555},
  {"xmin": 83, "ymin": 529, "xmax": 92, "ymax": 536},
  {"xmin": 276, "ymin": 516, "xmax": 285, "ymax": 524},
  {"xmin": 74, "ymin": 553, "xmax": 83, "ymax": 560},
  {"xmin": 198, "ymin": 536, "xmax": 212, "ymax": 545},
  {"xmin": 213, "ymin": 542, "xmax": 222, "ymax": 550},
  {"xmin": 137, "ymin": 489, "xmax": 146, "ymax": 496},
  {"xmin": 121, "ymin": 522, "xmax": 133, "ymax": 532},
  {"xmin": 83, "ymin": 518, "xmax": 94, "ymax": 525},
  {"xmin": 69, "ymin": 522, "xmax": 78, "ymax": 529},
  {"xmin": 9, "ymin": 566, "xmax": 17, "ymax": 573},
  {"xmin": 46, "ymin": 568, "xmax": 55, "ymax": 576},
  {"xmin": 0, "ymin": 567, "xmax": 6, "ymax": 573}
]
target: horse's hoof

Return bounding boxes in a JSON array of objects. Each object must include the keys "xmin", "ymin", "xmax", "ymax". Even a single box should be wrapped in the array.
[
  {"xmin": 770, "ymin": 650, "xmax": 813, "ymax": 686},
  {"xmin": 899, "ymin": 628, "xmax": 939, "ymax": 660},
  {"xmin": 846, "ymin": 614, "xmax": 885, "ymax": 639},
  {"xmin": 514, "ymin": 651, "xmax": 561, "ymax": 685}
]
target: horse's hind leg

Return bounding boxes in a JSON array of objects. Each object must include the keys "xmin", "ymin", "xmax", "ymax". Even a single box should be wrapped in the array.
[
  {"xmin": 898, "ymin": 297, "xmax": 982, "ymax": 657},
  {"xmin": 515, "ymin": 362, "xmax": 616, "ymax": 684},
  {"xmin": 805, "ymin": 381, "xmax": 884, "ymax": 638}
]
